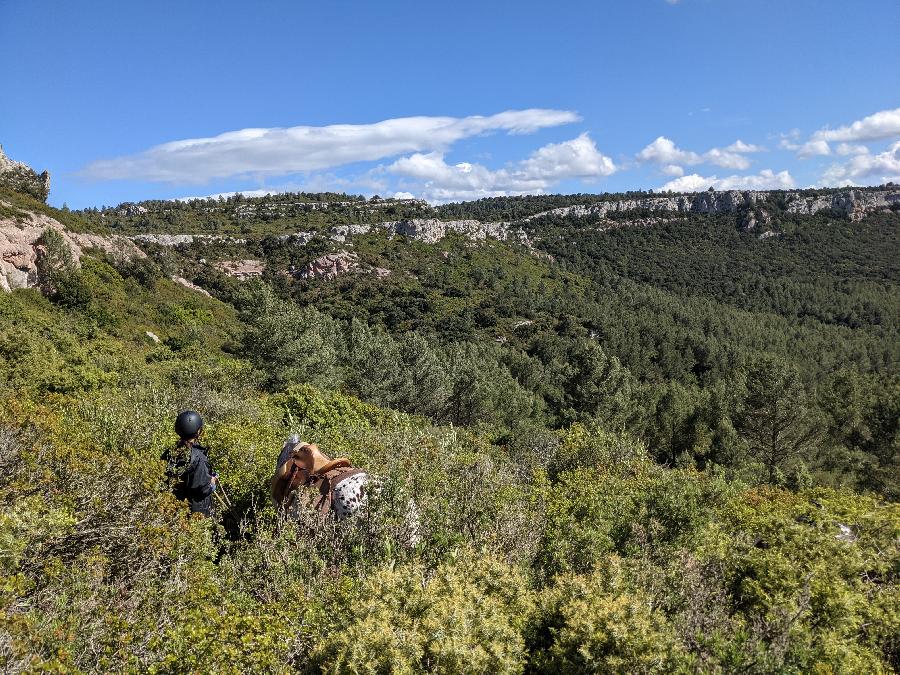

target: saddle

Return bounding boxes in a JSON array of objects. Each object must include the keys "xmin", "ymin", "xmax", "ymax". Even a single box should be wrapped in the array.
[{"xmin": 272, "ymin": 450, "xmax": 367, "ymax": 517}]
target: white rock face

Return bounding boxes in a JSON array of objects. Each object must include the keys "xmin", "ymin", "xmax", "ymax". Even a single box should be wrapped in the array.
[
  {"xmin": 524, "ymin": 188, "xmax": 900, "ymax": 222},
  {"xmin": 132, "ymin": 233, "xmax": 196, "ymax": 246},
  {"xmin": 784, "ymin": 189, "xmax": 900, "ymax": 221},
  {"xmin": 0, "ymin": 201, "xmax": 144, "ymax": 293},
  {"xmin": 276, "ymin": 231, "xmax": 317, "ymax": 245},
  {"xmin": 523, "ymin": 191, "xmax": 763, "ymax": 222},
  {"xmin": 130, "ymin": 233, "xmax": 246, "ymax": 246},
  {"xmin": 378, "ymin": 218, "xmax": 523, "ymax": 244},
  {"xmin": 329, "ymin": 224, "xmax": 373, "ymax": 242}
]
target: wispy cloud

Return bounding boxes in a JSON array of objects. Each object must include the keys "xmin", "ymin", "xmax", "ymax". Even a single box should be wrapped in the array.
[
  {"xmin": 80, "ymin": 109, "xmax": 581, "ymax": 183},
  {"xmin": 89, "ymin": 104, "xmax": 900, "ymax": 203}
]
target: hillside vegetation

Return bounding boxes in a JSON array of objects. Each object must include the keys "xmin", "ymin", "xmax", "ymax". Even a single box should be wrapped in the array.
[{"xmin": 1, "ymin": 188, "xmax": 898, "ymax": 673}]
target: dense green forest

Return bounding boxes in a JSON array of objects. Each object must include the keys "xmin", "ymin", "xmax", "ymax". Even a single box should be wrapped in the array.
[{"xmin": 1, "ymin": 186, "xmax": 898, "ymax": 672}]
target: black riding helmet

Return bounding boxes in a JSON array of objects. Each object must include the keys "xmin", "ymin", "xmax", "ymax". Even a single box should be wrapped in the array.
[{"xmin": 174, "ymin": 410, "xmax": 204, "ymax": 440}]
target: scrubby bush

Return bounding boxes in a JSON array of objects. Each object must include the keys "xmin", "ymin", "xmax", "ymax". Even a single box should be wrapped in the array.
[
  {"xmin": 528, "ymin": 561, "xmax": 686, "ymax": 673},
  {"xmin": 308, "ymin": 551, "xmax": 534, "ymax": 674},
  {"xmin": 1, "ymin": 233, "xmax": 898, "ymax": 672}
]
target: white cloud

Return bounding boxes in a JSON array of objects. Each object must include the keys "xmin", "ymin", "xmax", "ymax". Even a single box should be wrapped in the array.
[
  {"xmin": 725, "ymin": 140, "xmax": 765, "ymax": 153},
  {"xmin": 660, "ymin": 169, "xmax": 796, "ymax": 192},
  {"xmin": 812, "ymin": 107, "xmax": 900, "ymax": 143},
  {"xmin": 637, "ymin": 137, "xmax": 701, "ymax": 165},
  {"xmin": 516, "ymin": 133, "xmax": 616, "ymax": 180},
  {"xmin": 387, "ymin": 133, "xmax": 616, "ymax": 202},
  {"xmin": 778, "ymin": 130, "xmax": 802, "ymax": 150},
  {"xmin": 662, "ymin": 164, "xmax": 685, "ymax": 177},
  {"xmin": 835, "ymin": 143, "xmax": 869, "ymax": 156},
  {"xmin": 388, "ymin": 153, "xmax": 543, "ymax": 202},
  {"xmin": 392, "ymin": 191, "xmax": 417, "ymax": 200},
  {"xmin": 704, "ymin": 147, "xmax": 752, "ymax": 170},
  {"xmin": 820, "ymin": 140, "xmax": 900, "ymax": 186},
  {"xmin": 797, "ymin": 139, "xmax": 832, "ymax": 158},
  {"xmin": 637, "ymin": 136, "xmax": 764, "ymax": 171},
  {"xmin": 788, "ymin": 108, "xmax": 900, "ymax": 159},
  {"xmin": 81, "ymin": 109, "xmax": 580, "ymax": 183}
]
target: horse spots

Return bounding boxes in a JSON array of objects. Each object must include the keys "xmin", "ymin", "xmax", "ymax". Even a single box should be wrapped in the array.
[{"xmin": 332, "ymin": 473, "xmax": 370, "ymax": 518}]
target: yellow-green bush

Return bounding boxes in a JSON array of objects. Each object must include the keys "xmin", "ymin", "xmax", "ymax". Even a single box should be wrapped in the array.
[
  {"xmin": 528, "ymin": 560, "xmax": 686, "ymax": 674},
  {"xmin": 1, "ymin": 270, "xmax": 898, "ymax": 673},
  {"xmin": 309, "ymin": 551, "xmax": 534, "ymax": 674}
]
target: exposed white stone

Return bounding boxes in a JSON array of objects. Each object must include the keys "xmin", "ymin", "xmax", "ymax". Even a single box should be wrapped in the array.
[
  {"xmin": 785, "ymin": 189, "xmax": 900, "ymax": 221},
  {"xmin": 130, "ymin": 233, "xmax": 247, "ymax": 246},
  {"xmin": 523, "ymin": 188, "xmax": 900, "ymax": 223}
]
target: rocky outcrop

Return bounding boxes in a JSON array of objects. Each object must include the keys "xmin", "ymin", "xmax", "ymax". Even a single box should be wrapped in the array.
[
  {"xmin": 276, "ymin": 231, "xmax": 317, "ymax": 245},
  {"xmin": 297, "ymin": 250, "xmax": 360, "ymax": 281},
  {"xmin": 0, "ymin": 145, "xmax": 50, "ymax": 202},
  {"xmin": 382, "ymin": 218, "xmax": 514, "ymax": 243},
  {"xmin": 329, "ymin": 224, "xmax": 375, "ymax": 243},
  {"xmin": 120, "ymin": 187, "xmax": 900, "ymax": 264},
  {"xmin": 784, "ymin": 189, "xmax": 900, "ymax": 221},
  {"xmin": 325, "ymin": 219, "xmax": 528, "ymax": 245},
  {"xmin": 119, "ymin": 204, "xmax": 148, "ymax": 216},
  {"xmin": 214, "ymin": 259, "xmax": 265, "ymax": 280},
  {"xmin": 131, "ymin": 233, "xmax": 246, "ymax": 246},
  {"xmin": 131, "ymin": 219, "xmax": 530, "ymax": 250},
  {"xmin": 1, "ymin": 202, "xmax": 143, "ymax": 292},
  {"xmin": 524, "ymin": 188, "xmax": 900, "ymax": 223},
  {"xmin": 294, "ymin": 251, "xmax": 391, "ymax": 281},
  {"xmin": 524, "ymin": 191, "xmax": 763, "ymax": 222}
]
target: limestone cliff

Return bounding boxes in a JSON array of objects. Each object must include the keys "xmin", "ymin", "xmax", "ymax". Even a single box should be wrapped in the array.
[
  {"xmin": 0, "ymin": 145, "xmax": 51, "ymax": 202},
  {"xmin": 524, "ymin": 188, "xmax": 900, "ymax": 222},
  {"xmin": 0, "ymin": 201, "xmax": 143, "ymax": 292},
  {"xmin": 114, "ymin": 187, "xmax": 899, "ymax": 258},
  {"xmin": 784, "ymin": 189, "xmax": 900, "ymax": 221}
]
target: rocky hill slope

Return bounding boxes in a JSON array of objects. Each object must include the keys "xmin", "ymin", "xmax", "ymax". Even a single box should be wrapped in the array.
[
  {"xmin": 1, "ymin": 144, "xmax": 897, "ymax": 292},
  {"xmin": 0, "ymin": 145, "xmax": 50, "ymax": 202},
  {"xmin": 0, "ymin": 198, "xmax": 141, "ymax": 292}
]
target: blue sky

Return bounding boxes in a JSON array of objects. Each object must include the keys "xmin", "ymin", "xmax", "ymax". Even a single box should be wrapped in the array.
[{"xmin": 2, "ymin": 0, "xmax": 899, "ymax": 208}]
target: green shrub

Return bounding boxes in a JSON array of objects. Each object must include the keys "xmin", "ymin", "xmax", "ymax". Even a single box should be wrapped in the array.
[
  {"xmin": 528, "ymin": 561, "xmax": 686, "ymax": 674},
  {"xmin": 308, "ymin": 551, "xmax": 534, "ymax": 674}
]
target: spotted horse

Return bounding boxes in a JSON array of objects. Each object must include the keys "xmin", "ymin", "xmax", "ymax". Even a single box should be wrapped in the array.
[{"xmin": 270, "ymin": 437, "xmax": 420, "ymax": 544}]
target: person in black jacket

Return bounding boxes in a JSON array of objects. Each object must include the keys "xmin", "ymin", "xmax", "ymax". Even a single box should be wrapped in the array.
[{"xmin": 163, "ymin": 410, "xmax": 217, "ymax": 516}]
